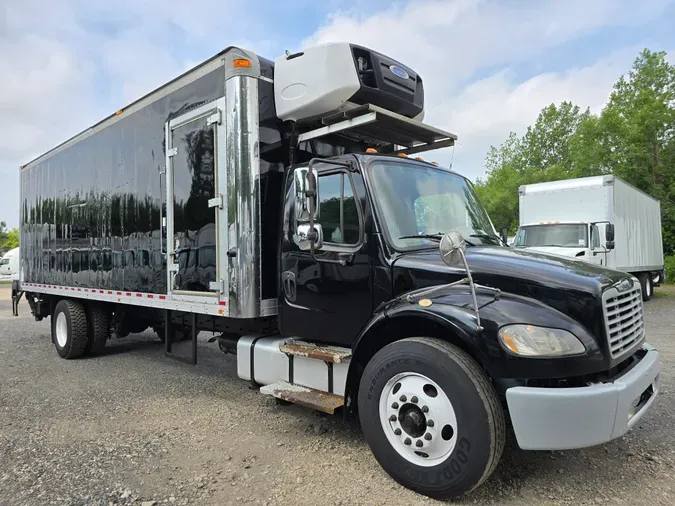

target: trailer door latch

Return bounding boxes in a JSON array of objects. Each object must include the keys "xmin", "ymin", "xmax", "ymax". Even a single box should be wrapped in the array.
[
  {"xmin": 208, "ymin": 194, "xmax": 223, "ymax": 209},
  {"xmin": 207, "ymin": 111, "xmax": 222, "ymax": 126},
  {"xmin": 209, "ymin": 279, "xmax": 225, "ymax": 293}
]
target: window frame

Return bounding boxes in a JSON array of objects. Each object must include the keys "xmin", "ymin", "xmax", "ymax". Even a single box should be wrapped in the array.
[{"xmin": 315, "ymin": 168, "xmax": 365, "ymax": 252}]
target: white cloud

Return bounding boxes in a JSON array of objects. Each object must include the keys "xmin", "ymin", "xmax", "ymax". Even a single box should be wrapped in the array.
[
  {"xmin": 303, "ymin": 0, "xmax": 674, "ymax": 179},
  {"xmin": 0, "ymin": 0, "xmax": 673, "ymax": 228}
]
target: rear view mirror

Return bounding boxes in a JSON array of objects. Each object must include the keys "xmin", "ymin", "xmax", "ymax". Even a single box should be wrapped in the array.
[
  {"xmin": 605, "ymin": 223, "xmax": 615, "ymax": 242},
  {"xmin": 500, "ymin": 228, "xmax": 508, "ymax": 245},
  {"xmin": 294, "ymin": 167, "xmax": 319, "ymax": 223},
  {"xmin": 296, "ymin": 223, "xmax": 324, "ymax": 251}
]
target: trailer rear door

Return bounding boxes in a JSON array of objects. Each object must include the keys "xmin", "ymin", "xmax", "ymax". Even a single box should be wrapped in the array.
[{"xmin": 165, "ymin": 98, "xmax": 226, "ymax": 297}]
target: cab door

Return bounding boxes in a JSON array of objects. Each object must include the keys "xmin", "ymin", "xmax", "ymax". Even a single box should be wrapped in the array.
[
  {"xmin": 279, "ymin": 162, "xmax": 373, "ymax": 346},
  {"xmin": 165, "ymin": 98, "xmax": 226, "ymax": 297}
]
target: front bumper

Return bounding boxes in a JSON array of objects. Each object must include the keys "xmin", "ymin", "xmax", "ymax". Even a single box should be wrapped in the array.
[{"xmin": 506, "ymin": 344, "xmax": 660, "ymax": 450}]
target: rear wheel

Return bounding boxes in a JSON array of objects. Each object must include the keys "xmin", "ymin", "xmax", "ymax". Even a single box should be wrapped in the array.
[
  {"xmin": 358, "ymin": 337, "xmax": 505, "ymax": 500},
  {"xmin": 640, "ymin": 274, "xmax": 653, "ymax": 301},
  {"xmin": 52, "ymin": 299, "xmax": 89, "ymax": 359},
  {"xmin": 86, "ymin": 305, "xmax": 111, "ymax": 355}
]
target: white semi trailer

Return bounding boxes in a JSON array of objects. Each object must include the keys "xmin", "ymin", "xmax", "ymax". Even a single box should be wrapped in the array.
[{"xmin": 514, "ymin": 175, "xmax": 665, "ymax": 300}]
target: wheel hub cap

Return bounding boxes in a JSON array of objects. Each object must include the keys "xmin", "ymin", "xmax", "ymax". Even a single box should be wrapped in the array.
[
  {"xmin": 55, "ymin": 312, "xmax": 68, "ymax": 348},
  {"xmin": 379, "ymin": 372, "xmax": 458, "ymax": 467}
]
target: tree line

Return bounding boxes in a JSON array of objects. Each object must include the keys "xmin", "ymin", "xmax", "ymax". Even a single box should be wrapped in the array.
[
  {"xmin": 0, "ymin": 221, "xmax": 19, "ymax": 254},
  {"xmin": 475, "ymin": 49, "xmax": 675, "ymax": 255}
]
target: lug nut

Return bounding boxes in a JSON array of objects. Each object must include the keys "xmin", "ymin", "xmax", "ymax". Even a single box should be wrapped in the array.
[
  {"xmin": 427, "ymin": 420, "xmax": 435, "ymax": 427},
  {"xmin": 394, "ymin": 428, "xmax": 402, "ymax": 436},
  {"xmin": 424, "ymin": 433, "xmax": 432, "ymax": 441},
  {"xmin": 411, "ymin": 396, "xmax": 418, "ymax": 403},
  {"xmin": 416, "ymin": 440, "xmax": 424, "ymax": 448},
  {"xmin": 389, "ymin": 415, "xmax": 397, "ymax": 422},
  {"xmin": 391, "ymin": 402, "xmax": 399, "ymax": 409},
  {"xmin": 421, "ymin": 405, "xmax": 429, "ymax": 413},
  {"xmin": 404, "ymin": 438, "xmax": 412, "ymax": 446},
  {"xmin": 399, "ymin": 395, "xmax": 407, "ymax": 402}
]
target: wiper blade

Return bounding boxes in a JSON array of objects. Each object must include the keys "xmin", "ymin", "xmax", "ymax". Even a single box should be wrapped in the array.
[
  {"xmin": 399, "ymin": 233, "xmax": 477, "ymax": 247},
  {"xmin": 469, "ymin": 232, "xmax": 502, "ymax": 245},
  {"xmin": 399, "ymin": 233, "xmax": 444, "ymax": 241}
]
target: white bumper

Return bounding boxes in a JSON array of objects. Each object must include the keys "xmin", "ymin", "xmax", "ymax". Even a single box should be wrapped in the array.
[{"xmin": 506, "ymin": 344, "xmax": 660, "ymax": 450}]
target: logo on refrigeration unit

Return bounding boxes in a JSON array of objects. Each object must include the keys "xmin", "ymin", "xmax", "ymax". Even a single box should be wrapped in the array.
[{"xmin": 389, "ymin": 65, "xmax": 409, "ymax": 80}]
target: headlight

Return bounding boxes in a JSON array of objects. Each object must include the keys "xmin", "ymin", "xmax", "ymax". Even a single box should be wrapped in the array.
[{"xmin": 498, "ymin": 325, "xmax": 585, "ymax": 357}]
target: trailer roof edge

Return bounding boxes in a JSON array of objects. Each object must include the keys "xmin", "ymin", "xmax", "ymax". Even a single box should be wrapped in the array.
[{"xmin": 21, "ymin": 46, "xmax": 250, "ymax": 170}]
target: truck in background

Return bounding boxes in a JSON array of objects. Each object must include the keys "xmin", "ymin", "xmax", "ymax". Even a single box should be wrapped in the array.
[
  {"xmin": 13, "ymin": 43, "xmax": 660, "ymax": 500},
  {"xmin": 0, "ymin": 247, "xmax": 19, "ymax": 279},
  {"xmin": 514, "ymin": 175, "xmax": 665, "ymax": 300}
]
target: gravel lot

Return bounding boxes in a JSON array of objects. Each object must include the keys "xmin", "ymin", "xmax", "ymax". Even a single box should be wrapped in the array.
[{"xmin": 1, "ymin": 284, "xmax": 674, "ymax": 506}]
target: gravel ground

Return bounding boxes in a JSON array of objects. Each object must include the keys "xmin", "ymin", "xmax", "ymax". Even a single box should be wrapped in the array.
[{"xmin": 0, "ymin": 285, "xmax": 674, "ymax": 506}]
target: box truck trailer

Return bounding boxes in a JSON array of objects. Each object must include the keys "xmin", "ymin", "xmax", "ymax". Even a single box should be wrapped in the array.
[
  {"xmin": 514, "ymin": 175, "xmax": 665, "ymax": 300},
  {"xmin": 12, "ymin": 43, "xmax": 660, "ymax": 500}
]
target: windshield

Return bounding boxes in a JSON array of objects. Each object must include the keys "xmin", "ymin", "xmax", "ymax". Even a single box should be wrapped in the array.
[
  {"xmin": 514, "ymin": 224, "xmax": 588, "ymax": 248},
  {"xmin": 369, "ymin": 161, "xmax": 501, "ymax": 249}
]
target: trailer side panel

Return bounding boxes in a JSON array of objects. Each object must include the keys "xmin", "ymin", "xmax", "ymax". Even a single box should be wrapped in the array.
[
  {"xmin": 612, "ymin": 178, "xmax": 664, "ymax": 272},
  {"xmin": 20, "ymin": 69, "xmax": 225, "ymax": 294}
]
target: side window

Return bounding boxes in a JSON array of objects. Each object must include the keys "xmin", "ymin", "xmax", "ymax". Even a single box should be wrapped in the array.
[
  {"xmin": 318, "ymin": 172, "xmax": 360, "ymax": 245},
  {"xmin": 591, "ymin": 225, "xmax": 601, "ymax": 249}
]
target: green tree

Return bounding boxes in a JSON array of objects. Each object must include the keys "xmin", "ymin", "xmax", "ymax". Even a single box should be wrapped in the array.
[
  {"xmin": 476, "ymin": 49, "xmax": 675, "ymax": 253},
  {"xmin": 4, "ymin": 228, "xmax": 19, "ymax": 249}
]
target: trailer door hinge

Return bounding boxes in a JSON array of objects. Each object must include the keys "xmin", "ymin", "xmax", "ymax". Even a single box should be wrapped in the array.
[
  {"xmin": 168, "ymin": 147, "xmax": 178, "ymax": 157},
  {"xmin": 207, "ymin": 111, "xmax": 222, "ymax": 126},
  {"xmin": 208, "ymin": 194, "xmax": 223, "ymax": 209},
  {"xmin": 209, "ymin": 279, "xmax": 225, "ymax": 294}
]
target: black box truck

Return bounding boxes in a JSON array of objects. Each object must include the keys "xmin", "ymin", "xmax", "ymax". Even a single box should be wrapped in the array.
[{"xmin": 13, "ymin": 42, "xmax": 660, "ymax": 499}]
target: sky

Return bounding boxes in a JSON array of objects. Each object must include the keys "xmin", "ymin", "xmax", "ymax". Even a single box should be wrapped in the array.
[{"xmin": 1, "ymin": 0, "xmax": 675, "ymax": 227}]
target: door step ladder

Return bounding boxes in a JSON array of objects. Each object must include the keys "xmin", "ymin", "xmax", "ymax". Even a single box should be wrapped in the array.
[{"xmin": 257, "ymin": 341, "xmax": 352, "ymax": 414}]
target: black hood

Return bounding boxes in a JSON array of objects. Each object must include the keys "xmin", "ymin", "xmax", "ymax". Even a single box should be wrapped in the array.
[{"xmin": 392, "ymin": 246, "xmax": 630, "ymax": 337}]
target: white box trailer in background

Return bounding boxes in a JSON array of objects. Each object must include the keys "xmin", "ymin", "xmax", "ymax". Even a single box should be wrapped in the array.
[{"xmin": 514, "ymin": 175, "xmax": 665, "ymax": 300}]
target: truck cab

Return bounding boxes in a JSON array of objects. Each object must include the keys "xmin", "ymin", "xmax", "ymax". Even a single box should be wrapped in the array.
[{"xmin": 513, "ymin": 220, "xmax": 609, "ymax": 266}]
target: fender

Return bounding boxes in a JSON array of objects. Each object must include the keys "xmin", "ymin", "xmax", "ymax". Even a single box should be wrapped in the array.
[
  {"xmin": 344, "ymin": 287, "xmax": 605, "ymax": 415},
  {"xmin": 344, "ymin": 292, "xmax": 490, "ymax": 415}
]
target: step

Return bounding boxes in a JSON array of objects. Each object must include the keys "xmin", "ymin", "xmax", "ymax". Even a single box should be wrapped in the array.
[
  {"xmin": 259, "ymin": 381, "xmax": 344, "ymax": 414},
  {"xmin": 279, "ymin": 342, "xmax": 352, "ymax": 364}
]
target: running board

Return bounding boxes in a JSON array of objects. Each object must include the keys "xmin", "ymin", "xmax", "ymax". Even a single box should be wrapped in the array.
[
  {"xmin": 279, "ymin": 342, "xmax": 352, "ymax": 363},
  {"xmin": 260, "ymin": 381, "xmax": 344, "ymax": 414}
]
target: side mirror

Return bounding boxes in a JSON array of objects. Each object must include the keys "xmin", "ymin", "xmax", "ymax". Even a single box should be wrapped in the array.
[
  {"xmin": 606, "ymin": 240, "xmax": 615, "ymax": 250},
  {"xmin": 296, "ymin": 223, "xmax": 323, "ymax": 251},
  {"xmin": 294, "ymin": 167, "xmax": 319, "ymax": 223},
  {"xmin": 439, "ymin": 231, "xmax": 467, "ymax": 268},
  {"xmin": 500, "ymin": 228, "xmax": 508, "ymax": 245},
  {"xmin": 605, "ymin": 223, "xmax": 615, "ymax": 242}
]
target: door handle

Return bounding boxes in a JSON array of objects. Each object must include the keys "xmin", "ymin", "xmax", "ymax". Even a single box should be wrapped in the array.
[{"xmin": 338, "ymin": 252, "xmax": 355, "ymax": 266}]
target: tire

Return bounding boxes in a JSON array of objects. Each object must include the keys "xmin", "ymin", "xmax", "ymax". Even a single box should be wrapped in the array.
[
  {"xmin": 639, "ymin": 274, "xmax": 653, "ymax": 301},
  {"xmin": 358, "ymin": 337, "xmax": 505, "ymax": 500},
  {"xmin": 51, "ymin": 299, "xmax": 89, "ymax": 359},
  {"xmin": 86, "ymin": 305, "xmax": 111, "ymax": 356}
]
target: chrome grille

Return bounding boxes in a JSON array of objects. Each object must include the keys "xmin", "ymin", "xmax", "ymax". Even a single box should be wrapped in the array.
[{"xmin": 602, "ymin": 280, "xmax": 645, "ymax": 359}]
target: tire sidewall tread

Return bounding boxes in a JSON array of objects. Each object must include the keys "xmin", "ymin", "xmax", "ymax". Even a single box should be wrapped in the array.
[
  {"xmin": 357, "ymin": 337, "xmax": 505, "ymax": 500},
  {"xmin": 52, "ymin": 299, "xmax": 89, "ymax": 359}
]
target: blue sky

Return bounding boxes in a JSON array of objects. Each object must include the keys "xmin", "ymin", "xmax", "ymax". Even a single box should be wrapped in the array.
[{"xmin": 1, "ymin": 0, "xmax": 674, "ymax": 227}]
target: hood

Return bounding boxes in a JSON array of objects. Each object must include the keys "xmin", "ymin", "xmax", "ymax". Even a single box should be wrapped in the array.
[
  {"xmin": 393, "ymin": 245, "xmax": 625, "ymax": 294},
  {"xmin": 516, "ymin": 245, "xmax": 588, "ymax": 260},
  {"xmin": 391, "ymin": 246, "xmax": 631, "ymax": 335}
]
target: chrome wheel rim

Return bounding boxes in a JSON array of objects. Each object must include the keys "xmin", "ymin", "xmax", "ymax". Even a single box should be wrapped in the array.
[
  {"xmin": 378, "ymin": 372, "xmax": 458, "ymax": 467},
  {"xmin": 55, "ymin": 312, "xmax": 68, "ymax": 348}
]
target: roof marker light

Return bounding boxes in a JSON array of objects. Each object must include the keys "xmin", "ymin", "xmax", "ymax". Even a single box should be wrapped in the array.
[
  {"xmin": 233, "ymin": 58, "xmax": 251, "ymax": 68},
  {"xmin": 366, "ymin": 148, "xmax": 377, "ymax": 153}
]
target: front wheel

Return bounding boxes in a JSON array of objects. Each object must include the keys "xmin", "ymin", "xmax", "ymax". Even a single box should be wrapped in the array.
[{"xmin": 358, "ymin": 337, "xmax": 505, "ymax": 500}]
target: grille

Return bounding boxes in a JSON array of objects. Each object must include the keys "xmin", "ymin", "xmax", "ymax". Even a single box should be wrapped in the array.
[{"xmin": 602, "ymin": 281, "xmax": 645, "ymax": 359}]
